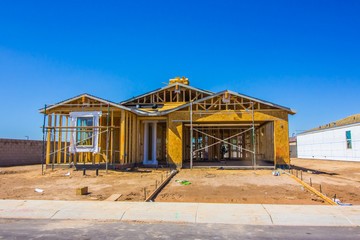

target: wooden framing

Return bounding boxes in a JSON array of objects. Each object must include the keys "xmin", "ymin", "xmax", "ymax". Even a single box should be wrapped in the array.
[
  {"xmin": 123, "ymin": 86, "xmax": 212, "ymax": 106},
  {"xmin": 40, "ymin": 79, "xmax": 294, "ymax": 169}
]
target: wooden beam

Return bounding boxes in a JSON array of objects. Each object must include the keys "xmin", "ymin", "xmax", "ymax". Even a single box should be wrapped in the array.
[
  {"xmin": 46, "ymin": 115, "xmax": 52, "ymax": 164},
  {"xmin": 137, "ymin": 118, "xmax": 140, "ymax": 163},
  {"xmin": 57, "ymin": 115, "xmax": 63, "ymax": 164},
  {"xmin": 64, "ymin": 117, "xmax": 68, "ymax": 163},
  {"xmin": 129, "ymin": 113, "xmax": 133, "ymax": 163},
  {"xmin": 132, "ymin": 114, "xmax": 136, "ymax": 163},
  {"xmin": 52, "ymin": 115, "xmax": 57, "ymax": 164},
  {"xmin": 137, "ymin": 116, "xmax": 167, "ymax": 120},
  {"xmin": 120, "ymin": 110, "xmax": 125, "ymax": 164},
  {"xmin": 98, "ymin": 117, "xmax": 103, "ymax": 163},
  {"xmin": 125, "ymin": 111, "xmax": 129, "ymax": 164},
  {"xmin": 110, "ymin": 109, "xmax": 114, "ymax": 164}
]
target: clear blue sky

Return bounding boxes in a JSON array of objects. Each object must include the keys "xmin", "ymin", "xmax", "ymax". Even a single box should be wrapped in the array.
[{"xmin": 0, "ymin": 0, "xmax": 359, "ymax": 140}]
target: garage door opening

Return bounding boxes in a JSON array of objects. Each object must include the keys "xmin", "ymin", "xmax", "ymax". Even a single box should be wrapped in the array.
[{"xmin": 182, "ymin": 122, "xmax": 275, "ymax": 169}]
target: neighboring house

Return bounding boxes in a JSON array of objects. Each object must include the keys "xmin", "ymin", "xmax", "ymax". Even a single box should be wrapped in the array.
[
  {"xmin": 39, "ymin": 77, "xmax": 296, "ymax": 169},
  {"xmin": 297, "ymin": 114, "xmax": 360, "ymax": 161},
  {"xmin": 289, "ymin": 136, "xmax": 297, "ymax": 158}
]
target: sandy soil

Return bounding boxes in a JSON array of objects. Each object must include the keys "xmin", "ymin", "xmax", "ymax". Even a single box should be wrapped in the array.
[
  {"xmin": 0, "ymin": 165, "xmax": 167, "ymax": 201},
  {"xmin": 155, "ymin": 169, "xmax": 326, "ymax": 204},
  {"xmin": 291, "ymin": 158, "xmax": 360, "ymax": 205},
  {"xmin": 2, "ymin": 159, "xmax": 357, "ymax": 205}
]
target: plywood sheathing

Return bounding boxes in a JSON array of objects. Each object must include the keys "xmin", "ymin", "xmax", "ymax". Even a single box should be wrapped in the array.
[{"xmin": 167, "ymin": 109, "xmax": 290, "ymax": 168}]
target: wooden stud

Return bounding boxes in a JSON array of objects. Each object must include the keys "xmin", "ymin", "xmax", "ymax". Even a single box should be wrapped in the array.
[
  {"xmin": 132, "ymin": 114, "xmax": 136, "ymax": 163},
  {"xmin": 125, "ymin": 112, "xmax": 129, "ymax": 164},
  {"xmin": 137, "ymin": 118, "xmax": 141, "ymax": 163},
  {"xmin": 110, "ymin": 109, "xmax": 114, "ymax": 164},
  {"xmin": 64, "ymin": 117, "xmax": 68, "ymax": 163},
  {"xmin": 57, "ymin": 115, "xmax": 63, "ymax": 164},
  {"xmin": 53, "ymin": 115, "xmax": 57, "ymax": 164},
  {"xmin": 96, "ymin": 117, "xmax": 102, "ymax": 163},
  {"xmin": 129, "ymin": 113, "xmax": 132, "ymax": 163},
  {"xmin": 120, "ymin": 110, "xmax": 125, "ymax": 164}
]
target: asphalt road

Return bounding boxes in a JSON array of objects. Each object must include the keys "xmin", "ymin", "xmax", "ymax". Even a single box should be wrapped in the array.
[{"xmin": 0, "ymin": 219, "xmax": 360, "ymax": 239}]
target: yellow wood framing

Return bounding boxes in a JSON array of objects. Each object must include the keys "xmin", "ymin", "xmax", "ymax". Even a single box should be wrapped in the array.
[
  {"xmin": 64, "ymin": 117, "xmax": 68, "ymax": 163},
  {"xmin": 57, "ymin": 115, "xmax": 62, "ymax": 164},
  {"xmin": 52, "ymin": 115, "xmax": 57, "ymax": 164},
  {"xmin": 120, "ymin": 110, "xmax": 125, "ymax": 164},
  {"xmin": 46, "ymin": 115, "xmax": 52, "ymax": 164}
]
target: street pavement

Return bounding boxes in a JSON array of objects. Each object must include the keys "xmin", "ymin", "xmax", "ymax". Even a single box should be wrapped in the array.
[
  {"xmin": 0, "ymin": 218, "xmax": 360, "ymax": 239},
  {"xmin": 0, "ymin": 200, "xmax": 359, "ymax": 226}
]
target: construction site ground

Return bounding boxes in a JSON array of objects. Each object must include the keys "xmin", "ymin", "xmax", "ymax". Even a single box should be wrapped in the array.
[
  {"xmin": 0, "ymin": 165, "xmax": 167, "ymax": 202},
  {"xmin": 291, "ymin": 158, "xmax": 360, "ymax": 205},
  {"xmin": 1, "ymin": 158, "xmax": 358, "ymax": 205},
  {"xmin": 155, "ymin": 169, "xmax": 326, "ymax": 204}
]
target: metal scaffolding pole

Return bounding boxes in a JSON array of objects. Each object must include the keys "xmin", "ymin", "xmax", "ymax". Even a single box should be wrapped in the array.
[
  {"xmin": 106, "ymin": 104, "xmax": 110, "ymax": 174},
  {"xmin": 252, "ymin": 102, "xmax": 256, "ymax": 170},
  {"xmin": 190, "ymin": 102, "xmax": 193, "ymax": 169},
  {"xmin": 41, "ymin": 105, "xmax": 47, "ymax": 175}
]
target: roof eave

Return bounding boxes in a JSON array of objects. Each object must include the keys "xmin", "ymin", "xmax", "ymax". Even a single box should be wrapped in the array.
[{"xmin": 39, "ymin": 93, "xmax": 130, "ymax": 114}]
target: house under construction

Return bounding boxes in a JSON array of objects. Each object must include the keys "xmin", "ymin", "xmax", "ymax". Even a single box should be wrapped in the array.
[{"xmin": 39, "ymin": 77, "xmax": 296, "ymax": 169}]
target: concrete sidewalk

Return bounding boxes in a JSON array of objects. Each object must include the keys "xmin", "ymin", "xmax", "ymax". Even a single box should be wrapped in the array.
[{"xmin": 0, "ymin": 200, "xmax": 359, "ymax": 226}]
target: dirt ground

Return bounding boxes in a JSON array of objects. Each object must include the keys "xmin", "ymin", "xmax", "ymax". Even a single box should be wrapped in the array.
[
  {"xmin": 0, "ymin": 165, "xmax": 167, "ymax": 201},
  {"xmin": 291, "ymin": 158, "xmax": 360, "ymax": 205},
  {"xmin": 2, "ymin": 159, "xmax": 358, "ymax": 205},
  {"xmin": 155, "ymin": 169, "xmax": 326, "ymax": 204}
]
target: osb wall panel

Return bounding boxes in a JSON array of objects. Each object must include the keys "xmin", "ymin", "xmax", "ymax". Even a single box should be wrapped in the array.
[{"xmin": 167, "ymin": 110, "xmax": 290, "ymax": 167}]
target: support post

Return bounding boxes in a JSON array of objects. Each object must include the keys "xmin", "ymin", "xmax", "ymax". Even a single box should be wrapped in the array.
[
  {"xmin": 106, "ymin": 104, "xmax": 109, "ymax": 174},
  {"xmin": 152, "ymin": 122, "xmax": 157, "ymax": 164},
  {"xmin": 120, "ymin": 110, "xmax": 125, "ymax": 164},
  {"xmin": 52, "ymin": 115, "xmax": 57, "ymax": 167},
  {"xmin": 110, "ymin": 109, "xmax": 114, "ymax": 164},
  {"xmin": 132, "ymin": 114, "xmax": 137, "ymax": 163},
  {"xmin": 190, "ymin": 102, "xmax": 193, "ymax": 169},
  {"xmin": 41, "ymin": 105, "xmax": 47, "ymax": 175},
  {"xmin": 46, "ymin": 114, "xmax": 52, "ymax": 165},
  {"xmin": 57, "ymin": 115, "xmax": 63, "ymax": 164},
  {"xmin": 252, "ymin": 102, "xmax": 256, "ymax": 170},
  {"xmin": 143, "ymin": 122, "xmax": 149, "ymax": 164},
  {"xmin": 64, "ymin": 117, "xmax": 68, "ymax": 164}
]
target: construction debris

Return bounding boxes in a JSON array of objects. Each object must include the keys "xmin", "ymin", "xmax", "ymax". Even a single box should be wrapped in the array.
[
  {"xmin": 34, "ymin": 188, "xmax": 44, "ymax": 193},
  {"xmin": 166, "ymin": 170, "xmax": 177, "ymax": 176},
  {"xmin": 76, "ymin": 186, "xmax": 88, "ymax": 195},
  {"xmin": 333, "ymin": 198, "xmax": 352, "ymax": 206},
  {"xmin": 175, "ymin": 180, "xmax": 191, "ymax": 185},
  {"xmin": 105, "ymin": 194, "xmax": 122, "ymax": 201}
]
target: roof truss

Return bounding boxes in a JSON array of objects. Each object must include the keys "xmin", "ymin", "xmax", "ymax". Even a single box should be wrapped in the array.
[
  {"xmin": 39, "ymin": 93, "xmax": 129, "ymax": 113},
  {"xmin": 142, "ymin": 90, "xmax": 296, "ymax": 116},
  {"xmin": 121, "ymin": 83, "xmax": 214, "ymax": 105}
]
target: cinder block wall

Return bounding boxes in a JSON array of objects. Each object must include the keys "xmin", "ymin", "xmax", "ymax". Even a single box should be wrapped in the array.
[{"xmin": 0, "ymin": 138, "xmax": 44, "ymax": 167}]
